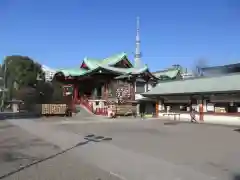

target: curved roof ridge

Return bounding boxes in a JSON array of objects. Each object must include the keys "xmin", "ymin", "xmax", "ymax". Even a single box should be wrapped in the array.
[{"xmin": 102, "ymin": 52, "xmax": 128, "ymax": 65}]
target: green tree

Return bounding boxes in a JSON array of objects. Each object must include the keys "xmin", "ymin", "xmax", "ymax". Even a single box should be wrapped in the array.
[
  {"xmin": 1, "ymin": 55, "xmax": 66, "ymax": 111},
  {"xmin": 35, "ymin": 81, "xmax": 54, "ymax": 103},
  {"xmin": 14, "ymin": 86, "xmax": 37, "ymax": 111},
  {"xmin": 2, "ymin": 55, "xmax": 45, "ymax": 100},
  {"xmin": 51, "ymin": 79, "xmax": 64, "ymax": 103}
]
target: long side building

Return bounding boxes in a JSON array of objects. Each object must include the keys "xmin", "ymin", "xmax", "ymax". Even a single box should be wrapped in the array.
[{"xmin": 142, "ymin": 62, "xmax": 240, "ymax": 122}]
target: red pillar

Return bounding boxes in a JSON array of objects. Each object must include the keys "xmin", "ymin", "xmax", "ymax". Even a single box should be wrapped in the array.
[
  {"xmin": 73, "ymin": 84, "xmax": 78, "ymax": 103},
  {"xmin": 156, "ymin": 101, "xmax": 159, "ymax": 118},
  {"xmin": 199, "ymin": 103, "xmax": 204, "ymax": 121}
]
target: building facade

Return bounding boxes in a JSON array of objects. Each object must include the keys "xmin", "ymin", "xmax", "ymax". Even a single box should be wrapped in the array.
[
  {"xmin": 135, "ymin": 65, "xmax": 193, "ymax": 116},
  {"xmin": 42, "ymin": 65, "xmax": 56, "ymax": 81},
  {"xmin": 54, "ymin": 52, "xmax": 158, "ymax": 115},
  {"xmin": 142, "ymin": 62, "xmax": 240, "ymax": 121}
]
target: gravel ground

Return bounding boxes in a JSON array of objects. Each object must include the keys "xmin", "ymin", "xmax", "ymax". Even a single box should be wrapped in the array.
[{"xmin": 7, "ymin": 118, "xmax": 240, "ymax": 180}]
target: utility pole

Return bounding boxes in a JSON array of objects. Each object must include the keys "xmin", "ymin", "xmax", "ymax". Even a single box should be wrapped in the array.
[{"xmin": 1, "ymin": 58, "xmax": 8, "ymax": 111}]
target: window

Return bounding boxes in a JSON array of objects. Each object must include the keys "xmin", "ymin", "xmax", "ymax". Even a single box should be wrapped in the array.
[{"xmin": 135, "ymin": 82, "xmax": 145, "ymax": 93}]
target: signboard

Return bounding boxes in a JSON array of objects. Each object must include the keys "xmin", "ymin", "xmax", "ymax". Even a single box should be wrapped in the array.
[
  {"xmin": 207, "ymin": 103, "xmax": 214, "ymax": 112},
  {"xmin": 63, "ymin": 85, "xmax": 73, "ymax": 96},
  {"xmin": 42, "ymin": 104, "xmax": 67, "ymax": 115}
]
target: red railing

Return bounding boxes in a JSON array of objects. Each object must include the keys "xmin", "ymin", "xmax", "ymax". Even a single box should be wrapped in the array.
[
  {"xmin": 94, "ymin": 107, "xmax": 108, "ymax": 116},
  {"xmin": 78, "ymin": 96, "xmax": 108, "ymax": 116},
  {"xmin": 80, "ymin": 96, "xmax": 93, "ymax": 113}
]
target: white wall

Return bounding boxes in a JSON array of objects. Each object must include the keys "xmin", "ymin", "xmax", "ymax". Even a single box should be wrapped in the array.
[{"xmin": 42, "ymin": 65, "xmax": 56, "ymax": 81}]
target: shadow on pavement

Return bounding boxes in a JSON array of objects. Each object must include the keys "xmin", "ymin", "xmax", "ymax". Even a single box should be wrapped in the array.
[
  {"xmin": 233, "ymin": 128, "xmax": 240, "ymax": 133},
  {"xmin": 232, "ymin": 174, "xmax": 240, "ymax": 180},
  {"xmin": 0, "ymin": 112, "xmax": 42, "ymax": 120},
  {"xmin": 163, "ymin": 121, "xmax": 181, "ymax": 125}
]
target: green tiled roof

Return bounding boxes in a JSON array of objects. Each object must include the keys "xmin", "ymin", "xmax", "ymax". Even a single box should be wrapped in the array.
[
  {"xmin": 152, "ymin": 65, "xmax": 185, "ymax": 79},
  {"xmin": 81, "ymin": 52, "xmax": 131, "ymax": 70},
  {"xmin": 142, "ymin": 73, "xmax": 240, "ymax": 96},
  {"xmin": 100, "ymin": 64, "xmax": 148, "ymax": 74},
  {"xmin": 83, "ymin": 57, "xmax": 100, "ymax": 69},
  {"xmin": 55, "ymin": 53, "xmax": 150, "ymax": 77},
  {"xmin": 101, "ymin": 52, "xmax": 128, "ymax": 65},
  {"xmin": 153, "ymin": 69, "xmax": 179, "ymax": 78},
  {"xmin": 58, "ymin": 68, "xmax": 87, "ymax": 76}
]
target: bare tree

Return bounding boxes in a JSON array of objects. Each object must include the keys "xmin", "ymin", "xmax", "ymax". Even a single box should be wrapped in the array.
[{"xmin": 192, "ymin": 58, "xmax": 208, "ymax": 77}]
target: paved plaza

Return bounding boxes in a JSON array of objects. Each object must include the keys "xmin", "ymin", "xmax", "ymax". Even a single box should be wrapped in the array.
[{"xmin": 1, "ymin": 117, "xmax": 240, "ymax": 180}]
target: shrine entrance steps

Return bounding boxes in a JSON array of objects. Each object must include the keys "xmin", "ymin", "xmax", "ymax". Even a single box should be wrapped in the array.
[{"xmin": 75, "ymin": 104, "xmax": 95, "ymax": 118}]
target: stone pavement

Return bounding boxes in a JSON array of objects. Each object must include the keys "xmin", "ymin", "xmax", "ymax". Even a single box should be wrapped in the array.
[
  {"xmin": 158, "ymin": 113, "xmax": 240, "ymax": 126},
  {"xmin": 8, "ymin": 118, "xmax": 232, "ymax": 180},
  {"xmin": 0, "ymin": 121, "xmax": 122, "ymax": 180}
]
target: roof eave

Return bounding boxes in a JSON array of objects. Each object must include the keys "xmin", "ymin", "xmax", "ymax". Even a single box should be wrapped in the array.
[
  {"xmin": 79, "ymin": 66, "xmax": 125, "ymax": 77},
  {"xmin": 142, "ymin": 90, "xmax": 240, "ymax": 97}
]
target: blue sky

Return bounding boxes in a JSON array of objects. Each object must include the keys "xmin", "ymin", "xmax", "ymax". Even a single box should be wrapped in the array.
[{"xmin": 0, "ymin": 0, "xmax": 240, "ymax": 71}]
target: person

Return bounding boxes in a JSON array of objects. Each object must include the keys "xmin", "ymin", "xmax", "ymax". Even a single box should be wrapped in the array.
[
  {"xmin": 140, "ymin": 111, "xmax": 144, "ymax": 120},
  {"xmin": 190, "ymin": 108, "xmax": 197, "ymax": 123},
  {"xmin": 139, "ymin": 103, "xmax": 145, "ymax": 120}
]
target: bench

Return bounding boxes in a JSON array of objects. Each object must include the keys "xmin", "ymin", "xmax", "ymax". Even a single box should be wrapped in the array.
[{"xmin": 162, "ymin": 113, "xmax": 180, "ymax": 121}]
